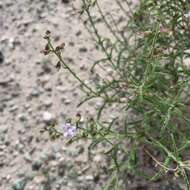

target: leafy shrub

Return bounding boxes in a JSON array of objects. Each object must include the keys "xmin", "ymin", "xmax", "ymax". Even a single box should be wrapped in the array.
[{"xmin": 41, "ymin": 0, "xmax": 190, "ymax": 189}]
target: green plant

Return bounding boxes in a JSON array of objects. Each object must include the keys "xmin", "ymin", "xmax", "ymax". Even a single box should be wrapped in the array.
[{"xmin": 41, "ymin": 0, "xmax": 190, "ymax": 189}]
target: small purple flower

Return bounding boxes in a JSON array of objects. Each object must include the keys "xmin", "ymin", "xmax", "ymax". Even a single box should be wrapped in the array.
[
  {"xmin": 160, "ymin": 26, "xmax": 169, "ymax": 33},
  {"xmin": 61, "ymin": 123, "xmax": 77, "ymax": 138}
]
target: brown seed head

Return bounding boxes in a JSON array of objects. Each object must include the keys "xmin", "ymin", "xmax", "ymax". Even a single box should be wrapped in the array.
[
  {"xmin": 43, "ymin": 30, "xmax": 51, "ymax": 39},
  {"xmin": 59, "ymin": 42, "xmax": 65, "ymax": 49},
  {"xmin": 45, "ymin": 30, "xmax": 51, "ymax": 35},
  {"xmin": 40, "ymin": 49, "xmax": 50, "ymax": 55}
]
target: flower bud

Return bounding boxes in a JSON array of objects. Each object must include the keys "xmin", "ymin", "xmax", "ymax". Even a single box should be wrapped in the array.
[
  {"xmin": 43, "ymin": 30, "xmax": 51, "ymax": 39},
  {"xmin": 45, "ymin": 43, "xmax": 51, "ymax": 51},
  {"xmin": 45, "ymin": 30, "xmax": 51, "ymax": 35},
  {"xmin": 40, "ymin": 49, "xmax": 50, "ymax": 55},
  {"xmin": 59, "ymin": 42, "xmax": 65, "ymax": 49}
]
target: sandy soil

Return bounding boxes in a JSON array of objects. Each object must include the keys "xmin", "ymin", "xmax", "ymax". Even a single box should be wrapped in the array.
[{"xmin": 0, "ymin": 0, "xmax": 107, "ymax": 189}]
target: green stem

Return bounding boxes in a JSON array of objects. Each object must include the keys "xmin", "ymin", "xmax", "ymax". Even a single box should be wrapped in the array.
[{"xmin": 48, "ymin": 39, "xmax": 98, "ymax": 96}]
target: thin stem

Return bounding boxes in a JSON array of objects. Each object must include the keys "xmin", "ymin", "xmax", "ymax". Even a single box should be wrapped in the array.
[
  {"xmin": 82, "ymin": 0, "xmax": 124, "ymax": 79},
  {"xmin": 144, "ymin": 149, "xmax": 178, "ymax": 172},
  {"xmin": 47, "ymin": 39, "xmax": 98, "ymax": 96},
  {"xmin": 96, "ymin": 1, "xmax": 123, "ymax": 43},
  {"xmin": 115, "ymin": 0, "xmax": 132, "ymax": 19}
]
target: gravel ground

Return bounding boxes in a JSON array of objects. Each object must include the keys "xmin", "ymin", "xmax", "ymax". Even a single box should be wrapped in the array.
[
  {"xmin": 0, "ymin": 0, "xmax": 107, "ymax": 189},
  {"xmin": 0, "ymin": 0, "xmax": 188, "ymax": 189}
]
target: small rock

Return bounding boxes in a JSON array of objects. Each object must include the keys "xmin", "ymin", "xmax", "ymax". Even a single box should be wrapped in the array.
[
  {"xmin": 61, "ymin": 0, "xmax": 70, "ymax": 4},
  {"xmin": 33, "ymin": 175, "xmax": 46, "ymax": 184},
  {"xmin": 95, "ymin": 100, "xmax": 104, "ymax": 109},
  {"xmin": 76, "ymin": 30, "xmax": 82, "ymax": 36},
  {"xmin": 42, "ymin": 111, "xmax": 54, "ymax": 123},
  {"xmin": 69, "ymin": 42, "xmax": 74, "ymax": 46},
  {"xmin": 15, "ymin": 140, "xmax": 24, "ymax": 153},
  {"xmin": 67, "ymin": 167, "xmax": 78, "ymax": 179},
  {"xmin": 32, "ymin": 160, "xmax": 42, "ymax": 171},
  {"xmin": 0, "ymin": 125, "xmax": 8, "ymax": 133},
  {"xmin": 0, "ymin": 51, "xmax": 4, "ymax": 64},
  {"xmin": 9, "ymin": 105, "xmax": 18, "ymax": 112},
  {"xmin": 93, "ymin": 154, "xmax": 102, "ymax": 163},
  {"xmin": 85, "ymin": 175, "xmax": 94, "ymax": 181},
  {"xmin": 41, "ymin": 75, "xmax": 50, "ymax": 83},
  {"xmin": 8, "ymin": 38, "xmax": 16, "ymax": 49},
  {"xmin": 58, "ymin": 162, "xmax": 66, "ymax": 177},
  {"xmin": 64, "ymin": 99, "xmax": 71, "ymax": 105},
  {"xmin": 0, "ymin": 155, "xmax": 6, "ymax": 167},
  {"xmin": 72, "ymin": 91, "xmax": 79, "ymax": 97},
  {"xmin": 76, "ymin": 145, "xmax": 84, "ymax": 155},
  {"xmin": 23, "ymin": 153, "xmax": 32, "ymax": 163},
  {"xmin": 43, "ymin": 98, "xmax": 52, "ymax": 107},
  {"xmin": 6, "ymin": 175, "xmax": 11, "ymax": 182},
  {"xmin": 31, "ymin": 88, "xmax": 40, "ymax": 97},
  {"xmin": 79, "ymin": 47, "xmax": 87, "ymax": 53},
  {"xmin": 80, "ymin": 64, "xmax": 88, "ymax": 71},
  {"xmin": 0, "ymin": 77, "xmax": 12, "ymax": 86},
  {"xmin": 78, "ymin": 175, "xmax": 93, "ymax": 181},
  {"xmin": 43, "ymin": 83, "xmax": 52, "ymax": 91},
  {"xmin": 17, "ymin": 114, "xmax": 27, "ymax": 122},
  {"xmin": 56, "ymin": 86, "xmax": 67, "ymax": 93},
  {"xmin": 12, "ymin": 178, "xmax": 27, "ymax": 190}
]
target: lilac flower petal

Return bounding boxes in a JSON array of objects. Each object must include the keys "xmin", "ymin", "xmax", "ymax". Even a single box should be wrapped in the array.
[{"xmin": 61, "ymin": 123, "xmax": 77, "ymax": 138}]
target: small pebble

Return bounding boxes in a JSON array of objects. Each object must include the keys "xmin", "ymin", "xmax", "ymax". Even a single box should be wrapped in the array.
[
  {"xmin": 61, "ymin": 0, "xmax": 70, "ymax": 4},
  {"xmin": 12, "ymin": 178, "xmax": 27, "ymax": 190},
  {"xmin": 32, "ymin": 160, "xmax": 42, "ymax": 171},
  {"xmin": 0, "ymin": 51, "xmax": 4, "ymax": 64},
  {"xmin": 79, "ymin": 47, "xmax": 87, "ymax": 53},
  {"xmin": 42, "ymin": 111, "xmax": 54, "ymax": 122}
]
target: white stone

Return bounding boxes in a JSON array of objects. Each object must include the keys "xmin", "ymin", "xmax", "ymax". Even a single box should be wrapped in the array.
[{"xmin": 42, "ymin": 111, "xmax": 53, "ymax": 122}]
